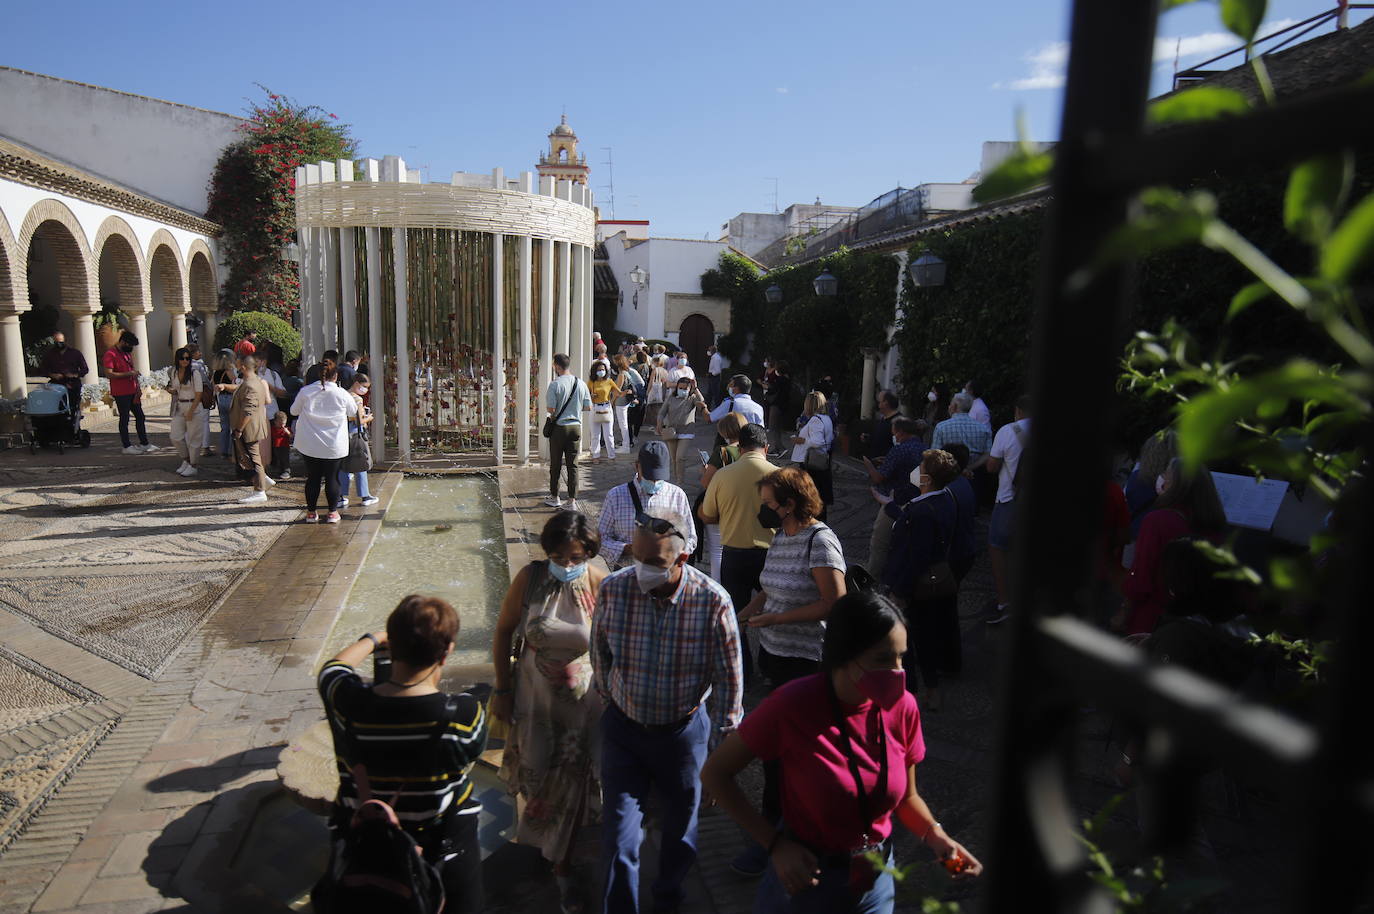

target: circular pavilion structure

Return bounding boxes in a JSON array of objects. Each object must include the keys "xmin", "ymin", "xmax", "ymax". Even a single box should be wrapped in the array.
[{"xmin": 293, "ymin": 155, "xmax": 597, "ymax": 466}]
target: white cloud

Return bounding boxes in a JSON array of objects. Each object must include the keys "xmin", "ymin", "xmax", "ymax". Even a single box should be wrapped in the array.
[
  {"xmin": 993, "ymin": 41, "xmax": 1067, "ymax": 91},
  {"xmin": 775, "ymin": 87, "xmax": 790, "ymax": 94},
  {"xmin": 995, "ymin": 19, "xmax": 1299, "ymax": 91}
]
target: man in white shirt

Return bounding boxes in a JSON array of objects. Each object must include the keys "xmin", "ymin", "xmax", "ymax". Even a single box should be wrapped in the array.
[
  {"xmin": 708, "ymin": 375, "xmax": 765, "ymax": 426},
  {"xmin": 965, "ymin": 380, "xmax": 992, "ymax": 428},
  {"xmin": 983, "ymin": 394, "xmax": 1031, "ymax": 625},
  {"xmin": 705, "ymin": 345, "xmax": 726, "ymax": 407}
]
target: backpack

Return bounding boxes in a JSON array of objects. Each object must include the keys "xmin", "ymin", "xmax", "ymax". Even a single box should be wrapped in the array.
[{"xmin": 311, "ymin": 796, "xmax": 446, "ymax": 914}]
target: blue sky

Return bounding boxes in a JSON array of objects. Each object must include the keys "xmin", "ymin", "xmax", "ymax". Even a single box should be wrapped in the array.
[{"xmin": 7, "ymin": 0, "xmax": 1367, "ymax": 238}]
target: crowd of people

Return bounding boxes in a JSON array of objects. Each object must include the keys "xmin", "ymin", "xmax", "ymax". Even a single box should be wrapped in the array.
[
  {"xmin": 65, "ymin": 330, "xmax": 380, "ymax": 517},
  {"xmin": 310, "ymin": 348, "xmax": 1250, "ymax": 914}
]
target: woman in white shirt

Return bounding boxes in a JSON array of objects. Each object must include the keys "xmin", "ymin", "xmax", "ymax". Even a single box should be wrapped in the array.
[
  {"xmin": 290, "ymin": 364, "xmax": 358, "ymax": 524},
  {"xmin": 790, "ymin": 390, "xmax": 835, "ymax": 518},
  {"xmin": 166, "ymin": 347, "xmax": 206, "ymax": 477}
]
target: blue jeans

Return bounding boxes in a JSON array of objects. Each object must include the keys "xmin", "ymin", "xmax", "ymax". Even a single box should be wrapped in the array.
[
  {"xmin": 754, "ymin": 846, "xmax": 895, "ymax": 914},
  {"xmin": 601, "ymin": 703, "xmax": 709, "ymax": 914},
  {"xmin": 217, "ymin": 393, "xmax": 234, "ymax": 456},
  {"xmin": 338, "ymin": 468, "xmax": 371, "ymax": 500}
]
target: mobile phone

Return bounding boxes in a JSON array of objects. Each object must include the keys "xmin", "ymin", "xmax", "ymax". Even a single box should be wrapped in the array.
[{"xmin": 699, "ymin": 450, "xmax": 710, "ymax": 466}]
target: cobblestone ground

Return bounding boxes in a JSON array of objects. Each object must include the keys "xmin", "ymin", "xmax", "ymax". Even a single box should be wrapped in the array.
[{"xmin": 0, "ymin": 411, "xmax": 1284, "ymax": 913}]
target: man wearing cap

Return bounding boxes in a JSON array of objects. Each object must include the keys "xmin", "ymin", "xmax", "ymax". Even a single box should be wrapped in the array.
[
  {"xmin": 698, "ymin": 422, "xmax": 775, "ymax": 682},
  {"xmin": 591, "ymin": 504, "xmax": 743, "ymax": 914},
  {"xmin": 597, "ymin": 442, "xmax": 697, "ymax": 570}
]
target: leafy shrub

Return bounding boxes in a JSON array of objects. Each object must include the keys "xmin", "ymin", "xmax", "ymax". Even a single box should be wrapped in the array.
[{"xmin": 213, "ymin": 312, "xmax": 301, "ymax": 361}]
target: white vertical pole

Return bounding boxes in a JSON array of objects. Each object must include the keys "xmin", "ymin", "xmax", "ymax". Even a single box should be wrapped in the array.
[
  {"xmin": 583, "ymin": 243, "xmax": 594, "ymax": 363},
  {"xmin": 366, "ymin": 226, "xmax": 385, "ymax": 464},
  {"xmin": 393, "ymin": 228, "xmax": 410, "ymax": 466},
  {"xmin": 306, "ymin": 227, "xmax": 323, "ymax": 364},
  {"xmin": 556, "ymin": 240, "xmax": 571, "ymax": 358},
  {"xmin": 295, "ymin": 166, "xmax": 312, "ymax": 366},
  {"xmin": 338, "ymin": 160, "xmax": 357, "ymax": 352},
  {"xmin": 517, "ymin": 173, "xmax": 534, "ymax": 464},
  {"xmin": 571, "ymin": 243, "xmax": 584, "ymax": 376},
  {"xmin": 323, "ymin": 228, "xmax": 339, "ymax": 353},
  {"xmin": 492, "ymin": 231, "xmax": 506, "ymax": 465},
  {"xmin": 539, "ymin": 225, "xmax": 554, "ymax": 461}
]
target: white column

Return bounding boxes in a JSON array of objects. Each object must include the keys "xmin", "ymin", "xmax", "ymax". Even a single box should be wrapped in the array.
[
  {"xmin": 492, "ymin": 231, "xmax": 506, "ymax": 464},
  {"xmin": 340, "ymin": 227, "xmax": 357, "ymax": 351},
  {"xmin": 1, "ymin": 313, "xmax": 26, "ymax": 399},
  {"xmin": 366, "ymin": 227, "xmax": 386, "ymax": 464},
  {"xmin": 71, "ymin": 312, "xmax": 98, "ymax": 384},
  {"xmin": 198, "ymin": 311, "xmax": 217, "ymax": 361},
  {"xmin": 128, "ymin": 313, "xmax": 151, "ymax": 375},
  {"xmin": 556, "ymin": 241, "xmax": 571, "ymax": 357},
  {"xmin": 323, "ymin": 227, "xmax": 339, "ymax": 353},
  {"xmin": 882, "ymin": 251, "xmax": 908, "ymax": 394},
  {"xmin": 304, "ymin": 226, "xmax": 322, "ymax": 364},
  {"xmin": 539, "ymin": 233, "xmax": 554, "ymax": 462},
  {"xmin": 583, "ymin": 244, "xmax": 594, "ymax": 366},
  {"xmin": 170, "ymin": 312, "xmax": 188, "ymax": 354},
  {"xmin": 393, "ymin": 228, "xmax": 410, "ymax": 465},
  {"xmin": 572, "ymin": 244, "xmax": 585, "ymax": 378},
  {"xmin": 860, "ymin": 348, "xmax": 880, "ymax": 420},
  {"xmin": 517, "ymin": 238, "xmax": 533, "ymax": 462}
]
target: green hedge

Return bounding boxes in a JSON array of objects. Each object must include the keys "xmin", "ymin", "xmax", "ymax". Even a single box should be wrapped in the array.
[
  {"xmin": 212, "ymin": 311, "xmax": 302, "ymax": 362},
  {"xmin": 895, "ymin": 161, "xmax": 1368, "ymax": 449}
]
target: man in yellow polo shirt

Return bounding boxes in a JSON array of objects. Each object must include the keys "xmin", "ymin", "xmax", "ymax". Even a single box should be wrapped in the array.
[{"xmin": 699, "ymin": 422, "xmax": 774, "ymax": 681}]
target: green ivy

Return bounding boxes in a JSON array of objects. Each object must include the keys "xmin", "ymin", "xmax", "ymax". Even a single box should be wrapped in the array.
[{"xmin": 212, "ymin": 311, "xmax": 302, "ymax": 362}]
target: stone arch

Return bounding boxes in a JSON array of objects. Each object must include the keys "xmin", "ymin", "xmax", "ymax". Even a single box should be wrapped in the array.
[
  {"xmin": 93, "ymin": 216, "xmax": 149, "ymax": 315},
  {"xmin": 146, "ymin": 230, "xmax": 188, "ymax": 314},
  {"xmin": 0, "ymin": 205, "xmax": 22, "ymax": 311},
  {"xmin": 17, "ymin": 198, "xmax": 96, "ymax": 313},
  {"xmin": 186, "ymin": 240, "xmax": 217, "ymax": 313}
]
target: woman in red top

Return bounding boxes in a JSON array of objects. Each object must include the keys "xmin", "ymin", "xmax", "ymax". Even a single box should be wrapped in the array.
[
  {"xmin": 1119, "ymin": 458, "xmax": 1227, "ymax": 635},
  {"xmin": 702, "ymin": 591, "xmax": 981, "ymax": 913}
]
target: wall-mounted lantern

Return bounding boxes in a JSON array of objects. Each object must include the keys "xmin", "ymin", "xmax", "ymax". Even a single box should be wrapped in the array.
[
  {"xmin": 908, "ymin": 253, "xmax": 947, "ymax": 287},
  {"xmin": 812, "ymin": 268, "xmax": 839, "ymax": 297},
  {"xmin": 764, "ymin": 283, "xmax": 784, "ymax": 304}
]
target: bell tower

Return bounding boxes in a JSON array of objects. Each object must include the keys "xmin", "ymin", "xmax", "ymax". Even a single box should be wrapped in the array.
[{"xmin": 537, "ymin": 114, "xmax": 590, "ymax": 185}]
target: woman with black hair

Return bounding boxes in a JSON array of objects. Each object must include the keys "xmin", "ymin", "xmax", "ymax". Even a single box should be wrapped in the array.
[
  {"xmin": 702, "ymin": 591, "xmax": 981, "ymax": 913},
  {"xmin": 166, "ymin": 346, "xmax": 206, "ymax": 477},
  {"xmin": 491, "ymin": 511, "xmax": 607, "ymax": 914}
]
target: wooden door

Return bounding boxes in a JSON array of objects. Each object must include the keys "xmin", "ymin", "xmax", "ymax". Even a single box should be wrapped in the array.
[{"xmin": 677, "ymin": 313, "xmax": 714, "ymax": 378}]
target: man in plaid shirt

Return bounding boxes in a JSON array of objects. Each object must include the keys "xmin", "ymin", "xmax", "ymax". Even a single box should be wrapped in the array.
[
  {"xmin": 592, "ymin": 504, "xmax": 743, "ymax": 914},
  {"xmin": 597, "ymin": 441, "xmax": 697, "ymax": 569},
  {"xmin": 931, "ymin": 392, "xmax": 993, "ymax": 462}
]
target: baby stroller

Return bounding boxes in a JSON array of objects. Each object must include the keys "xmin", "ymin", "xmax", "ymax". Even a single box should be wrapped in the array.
[{"xmin": 25, "ymin": 383, "xmax": 90, "ymax": 454}]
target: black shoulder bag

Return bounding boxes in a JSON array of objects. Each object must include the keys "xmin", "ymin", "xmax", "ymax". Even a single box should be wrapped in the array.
[{"xmin": 542, "ymin": 382, "xmax": 576, "ymax": 438}]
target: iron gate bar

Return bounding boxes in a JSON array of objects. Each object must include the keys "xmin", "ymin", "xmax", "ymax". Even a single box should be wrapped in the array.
[
  {"xmin": 988, "ymin": 0, "xmax": 1374, "ymax": 908},
  {"xmin": 1084, "ymin": 85, "xmax": 1374, "ymax": 194}
]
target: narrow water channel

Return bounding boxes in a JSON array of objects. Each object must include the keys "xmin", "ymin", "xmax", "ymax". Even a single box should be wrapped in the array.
[{"xmin": 324, "ymin": 474, "xmax": 508, "ymax": 668}]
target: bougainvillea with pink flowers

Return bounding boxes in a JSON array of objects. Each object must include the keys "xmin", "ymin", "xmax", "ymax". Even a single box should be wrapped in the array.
[{"xmin": 206, "ymin": 88, "xmax": 355, "ymax": 318}]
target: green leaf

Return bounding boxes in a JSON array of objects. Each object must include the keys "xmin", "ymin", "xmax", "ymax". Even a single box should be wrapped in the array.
[
  {"xmin": 1148, "ymin": 86, "xmax": 1251, "ymax": 125},
  {"xmin": 1285, "ymin": 154, "xmax": 1349, "ymax": 244},
  {"xmin": 1319, "ymin": 192, "xmax": 1374, "ymax": 283},
  {"xmin": 1094, "ymin": 188, "xmax": 1216, "ymax": 266},
  {"xmin": 1163, "ymin": 0, "xmax": 1203, "ymax": 7},
  {"xmin": 1227, "ymin": 281, "xmax": 1272, "ymax": 319},
  {"xmin": 1221, "ymin": 0, "xmax": 1267, "ymax": 42},
  {"xmin": 972, "ymin": 150, "xmax": 1053, "ymax": 205}
]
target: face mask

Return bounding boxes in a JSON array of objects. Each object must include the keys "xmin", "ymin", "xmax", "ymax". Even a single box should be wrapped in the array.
[
  {"xmin": 633, "ymin": 560, "xmax": 673, "ymax": 593},
  {"xmin": 676, "ymin": 387, "xmax": 689, "ymax": 397},
  {"xmin": 55, "ymin": 340, "xmax": 66, "ymax": 350},
  {"xmin": 1155, "ymin": 474, "xmax": 1167, "ymax": 496},
  {"xmin": 120, "ymin": 344, "xmax": 133, "ymax": 353},
  {"xmin": 594, "ymin": 370, "xmax": 607, "ymax": 378},
  {"xmin": 855, "ymin": 667, "xmax": 907, "ymax": 710},
  {"xmin": 757, "ymin": 504, "xmax": 783, "ymax": 528},
  {"xmin": 927, "ymin": 391, "xmax": 938, "ymax": 402},
  {"xmin": 548, "ymin": 561, "xmax": 587, "ymax": 583},
  {"xmin": 892, "ymin": 435, "xmax": 899, "ymax": 446},
  {"xmin": 910, "ymin": 467, "xmax": 924, "ymax": 487},
  {"xmin": 640, "ymin": 478, "xmax": 665, "ymax": 496}
]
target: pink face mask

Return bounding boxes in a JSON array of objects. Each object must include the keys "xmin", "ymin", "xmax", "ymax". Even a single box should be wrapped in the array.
[{"xmin": 855, "ymin": 667, "xmax": 907, "ymax": 710}]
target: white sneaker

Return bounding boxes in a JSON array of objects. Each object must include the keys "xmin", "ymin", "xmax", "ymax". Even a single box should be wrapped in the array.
[
  {"xmin": 180, "ymin": 466, "xmax": 199, "ymax": 477},
  {"xmin": 237, "ymin": 490, "xmax": 268, "ymax": 504},
  {"xmin": 360, "ymin": 496, "xmax": 379, "ymax": 507},
  {"xmin": 565, "ymin": 498, "xmax": 579, "ymax": 512},
  {"xmin": 140, "ymin": 443, "xmax": 160, "ymax": 453},
  {"xmin": 264, "ymin": 476, "xmax": 277, "ymax": 488},
  {"xmin": 176, "ymin": 461, "xmax": 191, "ymax": 474},
  {"xmin": 544, "ymin": 496, "xmax": 562, "ymax": 508},
  {"xmin": 122, "ymin": 446, "xmax": 143, "ymax": 455},
  {"xmin": 336, "ymin": 497, "xmax": 349, "ymax": 508}
]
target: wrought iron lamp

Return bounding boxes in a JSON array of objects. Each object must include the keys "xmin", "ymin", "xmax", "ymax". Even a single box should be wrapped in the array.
[
  {"xmin": 908, "ymin": 253, "xmax": 946, "ymax": 287},
  {"xmin": 812, "ymin": 268, "xmax": 839, "ymax": 296},
  {"xmin": 764, "ymin": 283, "xmax": 784, "ymax": 304}
]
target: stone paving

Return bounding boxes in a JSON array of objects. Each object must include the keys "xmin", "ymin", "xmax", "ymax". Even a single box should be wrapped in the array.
[{"xmin": 0, "ymin": 411, "xmax": 1285, "ymax": 913}]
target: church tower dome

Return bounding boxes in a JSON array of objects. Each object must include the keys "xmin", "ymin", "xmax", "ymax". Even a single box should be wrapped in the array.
[{"xmin": 537, "ymin": 114, "xmax": 590, "ymax": 186}]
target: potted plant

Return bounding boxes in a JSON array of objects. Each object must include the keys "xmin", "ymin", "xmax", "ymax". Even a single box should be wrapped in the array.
[{"xmin": 93, "ymin": 303, "xmax": 126, "ymax": 357}]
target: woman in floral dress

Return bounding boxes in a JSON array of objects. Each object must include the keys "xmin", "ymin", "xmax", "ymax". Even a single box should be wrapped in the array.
[{"xmin": 492, "ymin": 510, "xmax": 606, "ymax": 913}]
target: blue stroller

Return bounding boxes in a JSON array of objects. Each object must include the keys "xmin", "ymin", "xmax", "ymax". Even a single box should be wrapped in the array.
[{"xmin": 25, "ymin": 383, "xmax": 91, "ymax": 454}]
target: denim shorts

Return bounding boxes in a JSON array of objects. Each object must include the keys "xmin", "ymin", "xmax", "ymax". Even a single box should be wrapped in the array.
[{"xmin": 989, "ymin": 499, "xmax": 1017, "ymax": 550}]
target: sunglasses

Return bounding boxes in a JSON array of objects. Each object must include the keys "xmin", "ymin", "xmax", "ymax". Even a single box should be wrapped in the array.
[{"xmin": 635, "ymin": 512, "xmax": 684, "ymax": 541}]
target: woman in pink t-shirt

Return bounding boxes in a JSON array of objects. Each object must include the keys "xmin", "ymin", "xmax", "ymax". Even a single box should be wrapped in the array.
[{"xmin": 702, "ymin": 592, "xmax": 981, "ymax": 912}]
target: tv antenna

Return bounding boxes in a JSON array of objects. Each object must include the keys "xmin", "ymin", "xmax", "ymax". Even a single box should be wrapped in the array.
[
  {"xmin": 600, "ymin": 147, "xmax": 617, "ymax": 219},
  {"xmin": 764, "ymin": 177, "xmax": 779, "ymax": 213}
]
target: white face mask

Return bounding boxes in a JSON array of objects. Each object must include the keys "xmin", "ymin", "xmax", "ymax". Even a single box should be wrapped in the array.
[
  {"xmin": 927, "ymin": 391, "xmax": 938, "ymax": 402},
  {"xmin": 1155, "ymin": 474, "xmax": 1167, "ymax": 496},
  {"xmin": 634, "ymin": 560, "xmax": 673, "ymax": 593}
]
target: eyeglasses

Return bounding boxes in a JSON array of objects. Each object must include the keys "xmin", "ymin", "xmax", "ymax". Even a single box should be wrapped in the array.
[
  {"xmin": 177, "ymin": 356, "xmax": 191, "ymax": 361},
  {"xmin": 635, "ymin": 512, "xmax": 684, "ymax": 541}
]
